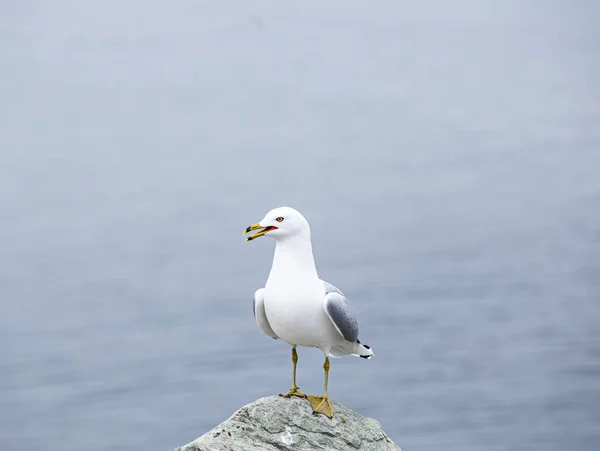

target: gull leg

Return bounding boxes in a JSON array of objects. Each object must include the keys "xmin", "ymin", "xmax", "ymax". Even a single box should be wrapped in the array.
[
  {"xmin": 280, "ymin": 347, "xmax": 307, "ymax": 398},
  {"xmin": 307, "ymin": 357, "xmax": 333, "ymax": 418}
]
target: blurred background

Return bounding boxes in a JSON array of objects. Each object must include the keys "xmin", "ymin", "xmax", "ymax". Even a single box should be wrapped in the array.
[{"xmin": 1, "ymin": 1, "xmax": 599, "ymax": 450}]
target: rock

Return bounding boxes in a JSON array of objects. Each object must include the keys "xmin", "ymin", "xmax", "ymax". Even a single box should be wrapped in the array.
[{"xmin": 175, "ymin": 395, "xmax": 401, "ymax": 451}]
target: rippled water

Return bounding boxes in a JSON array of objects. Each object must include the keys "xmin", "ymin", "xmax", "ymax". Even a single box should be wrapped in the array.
[{"xmin": 1, "ymin": 1, "xmax": 599, "ymax": 450}]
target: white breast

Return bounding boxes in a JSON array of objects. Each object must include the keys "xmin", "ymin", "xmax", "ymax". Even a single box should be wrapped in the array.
[
  {"xmin": 264, "ymin": 276, "xmax": 338, "ymax": 347},
  {"xmin": 262, "ymin": 232, "xmax": 342, "ymax": 349}
]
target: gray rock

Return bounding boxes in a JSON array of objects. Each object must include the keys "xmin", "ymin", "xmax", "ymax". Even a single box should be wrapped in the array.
[{"xmin": 175, "ymin": 395, "xmax": 401, "ymax": 451}]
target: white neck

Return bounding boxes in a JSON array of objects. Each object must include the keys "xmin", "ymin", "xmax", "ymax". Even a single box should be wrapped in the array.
[{"xmin": 268, "ymin": 234, "xmax": 318, "ymax": 282}]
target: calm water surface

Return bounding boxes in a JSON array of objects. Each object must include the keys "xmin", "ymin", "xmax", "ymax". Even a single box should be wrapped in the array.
[{"xmin": 1, "ymin": 1, "xmax": 599, "ymax": 450}]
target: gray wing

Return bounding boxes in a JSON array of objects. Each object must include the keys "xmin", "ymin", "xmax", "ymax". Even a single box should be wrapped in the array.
[
  {"xmin": 253, "ymin": 288, "xmax": 278, "ymax": 339},
  {"xmin": 322, "ymin": 280, "xmax": 359, "ymax": 342}
]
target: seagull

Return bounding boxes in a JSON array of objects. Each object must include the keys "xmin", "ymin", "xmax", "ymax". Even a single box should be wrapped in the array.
[{"xmin": 243, "ymin": 206, "xmax": 373, "ymax": 418}]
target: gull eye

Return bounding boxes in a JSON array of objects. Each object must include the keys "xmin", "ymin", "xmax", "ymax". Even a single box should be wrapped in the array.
[{"xmin": 276, "ymin": 216, "xmax": 284, "ymax": 222}]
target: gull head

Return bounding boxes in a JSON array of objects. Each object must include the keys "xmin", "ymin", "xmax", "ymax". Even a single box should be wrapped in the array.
[{"xmin": 244, "ymin": 206, "xmax": 311, "ymax": 242}]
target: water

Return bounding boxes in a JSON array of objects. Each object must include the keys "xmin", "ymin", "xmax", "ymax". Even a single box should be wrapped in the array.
[{"xmin": 1, "ymin": 1, "xmax": 599, "ymax": 450}]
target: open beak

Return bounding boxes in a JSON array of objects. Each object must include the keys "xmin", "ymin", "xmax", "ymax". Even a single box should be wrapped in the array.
[{"xmin": 243, "ymin": 223, "xmax": 277, "ymax": 241}]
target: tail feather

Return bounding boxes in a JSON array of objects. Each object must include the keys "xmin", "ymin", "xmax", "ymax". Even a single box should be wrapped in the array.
[{"xmin": 354, "ymin": 339, "xmax": 374, "ymax": 359}]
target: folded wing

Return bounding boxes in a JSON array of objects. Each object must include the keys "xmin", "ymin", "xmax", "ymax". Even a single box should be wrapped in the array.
[
  {"xmin": 253, "ymin": 288, "xmax": 278, "ymax": 339},
  {"xmin": 322, "ymin": 281, "xmax": 359, "ymax": 342}
]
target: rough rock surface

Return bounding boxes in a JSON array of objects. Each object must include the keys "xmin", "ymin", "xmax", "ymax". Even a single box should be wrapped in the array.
[{"xmin": 175, "ymin": 395, "xmax": 401, "ymax": 451}]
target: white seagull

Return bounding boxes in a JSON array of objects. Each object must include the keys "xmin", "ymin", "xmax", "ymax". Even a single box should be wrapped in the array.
[{"xmin": 244, "ymin": 206, "xmax": 373, "ymax": 418}]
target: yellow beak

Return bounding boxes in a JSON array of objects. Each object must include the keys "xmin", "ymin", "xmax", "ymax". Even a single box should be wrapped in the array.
[{"xmin": 243, "ymin": 223, "xmax": 277, "ymax": 242}]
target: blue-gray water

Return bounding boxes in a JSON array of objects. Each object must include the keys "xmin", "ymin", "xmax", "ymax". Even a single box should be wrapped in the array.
[{"xmin": 1, "ymin": 1, "xmax": 599, "ymax": 450}]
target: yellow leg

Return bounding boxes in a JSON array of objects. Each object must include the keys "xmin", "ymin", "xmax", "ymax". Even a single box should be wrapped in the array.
[
  {"xmin": 280, "ymin": 348, "xmax": 307, "ymax": 398},
  {"xmin": 307, "ymin": 357, "xmax": 333, "ymax": 418}
]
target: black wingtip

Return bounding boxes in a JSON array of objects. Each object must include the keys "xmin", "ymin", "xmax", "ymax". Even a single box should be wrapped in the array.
[{"xmin": 360, "ymin": 355, "xmax": 372, "ymax": 359}]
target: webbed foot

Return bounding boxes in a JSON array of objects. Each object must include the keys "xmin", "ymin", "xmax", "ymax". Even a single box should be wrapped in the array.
[
  {"xmin": 307, "ymin": 395, "xmax": 333, "ymax": 418},
  {"xmin": 279, "ymin": 387, "xmax": 307, "ymax": 398}
]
